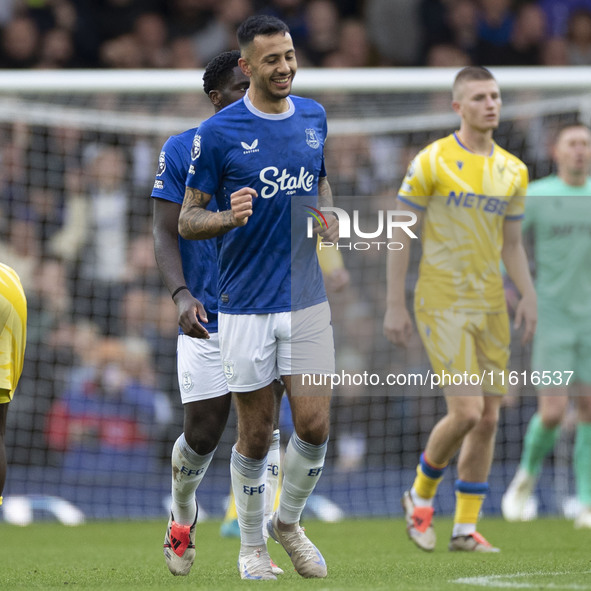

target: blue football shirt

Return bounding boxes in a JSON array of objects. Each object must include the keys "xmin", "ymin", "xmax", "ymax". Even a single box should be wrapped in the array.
[
  {"xmin": 151, "ymin": 128, "xmax": 219, "ymax": 333},
  {"xmin": 186, "ymin": 94, "xmax": 327, "ymax": 314}
]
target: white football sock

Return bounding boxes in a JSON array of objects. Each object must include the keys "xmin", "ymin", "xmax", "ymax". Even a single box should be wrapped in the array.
[
  {"xmin": 411, "ymin": 487, "xmax": 433, "ymax": 507},
  {"xmin": 452, "ymin": 522, "xmax": 476, "ymax": 537},
  {"xmin": 231, "ymin": 446, "xmax": 267, "ymax": 547},
  {"xmin": 170, "ymin": 433, "xmax": 214, "ymax": 525},
  {"xmin": 278, "ymin": 432, "xmax": 327, "ymax": 525}
]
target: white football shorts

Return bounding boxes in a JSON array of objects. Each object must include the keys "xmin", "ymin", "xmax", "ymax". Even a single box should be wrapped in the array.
[
  {"xmin": 176, "ymin": 332, "xmax": 228, "ymax": 403},
  {"xmin": 218, "ymin": 301, "xmax": 335, "ymax": 392}
]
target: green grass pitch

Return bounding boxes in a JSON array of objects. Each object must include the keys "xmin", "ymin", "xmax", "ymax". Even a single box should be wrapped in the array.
[{"xmin": 0, "ymin": 518, "xmax": 590, "ymax": 589}]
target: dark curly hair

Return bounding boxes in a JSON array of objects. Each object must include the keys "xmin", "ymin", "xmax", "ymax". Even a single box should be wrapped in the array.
[{"xmin": 202, "ymin": 50, "xmax": 241, "ymax": 96}]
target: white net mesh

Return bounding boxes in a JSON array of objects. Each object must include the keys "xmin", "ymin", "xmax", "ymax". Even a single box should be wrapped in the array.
[{"xmin": 2, "ymin": 68, "xmax": 589, "ymax": 521}]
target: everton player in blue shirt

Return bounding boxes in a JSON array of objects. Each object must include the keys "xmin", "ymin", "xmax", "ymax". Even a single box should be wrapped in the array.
[
  {"xmin": 179, "ymin": 15, "xmax": 338, "ymax": 581},
  {"xmin": 153, "ymin": 51, "xmax": 283, "ymax": 577}
]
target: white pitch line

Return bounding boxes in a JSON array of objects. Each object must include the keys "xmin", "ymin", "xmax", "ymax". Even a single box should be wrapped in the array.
[{"xmin": 452, "ymin": 571, "xmax": 591, "ymax": 589}]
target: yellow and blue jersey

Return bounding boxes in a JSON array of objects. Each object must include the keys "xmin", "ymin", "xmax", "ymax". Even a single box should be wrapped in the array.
[
  {"xmin": 398, "ymin": 132, "xmax": 528, "ymax": 313},
  {"xmin": 0, "ymin": 262, "xmax": 27, "ymax": 401}
]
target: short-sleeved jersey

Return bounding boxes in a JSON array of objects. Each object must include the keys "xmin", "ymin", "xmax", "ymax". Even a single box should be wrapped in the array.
[
  {"xmin": 0, "ymin": 262, "xmax": 26, "ymax": 327},
  {"xmin": 398, "ymin": 132, "xmax": 528, "ymax": 313},
  {"xmin": 0, "ymin": 262, "xmax": 27, "ymax": 400},
  {"xmin": 524, "ymin": 175, "xmax": 591, "ymax": 317},
  {"xmin": 186, "ymin": 94, "xmax": 327, "ymax": 314},
  {"xmin": 151, "ymin": 128, "xmax": 219, "ymax": 333}
]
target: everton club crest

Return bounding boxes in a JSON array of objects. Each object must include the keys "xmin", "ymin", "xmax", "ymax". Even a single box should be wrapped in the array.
[{"xmin": 305, "ymin": 128, "xmax": 320, "ymax": 149}]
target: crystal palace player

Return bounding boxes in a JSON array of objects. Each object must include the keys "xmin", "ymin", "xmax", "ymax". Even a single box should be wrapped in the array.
[
  {"xmin": 0, "ymin": 263, "xmax": 27, "ymax": 508},
  {"xmin": 384, "ymin": 66, "xmax": 537, "ymax": 552},
  {"xmin": 179, "ymin": 15, "xmax": 337, "ymax": 580}
]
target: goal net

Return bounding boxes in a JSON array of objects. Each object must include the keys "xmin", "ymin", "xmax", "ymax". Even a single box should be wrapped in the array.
[{"xmin": 1, "ymin": 67, "xmax": 589, "ymax": 522}]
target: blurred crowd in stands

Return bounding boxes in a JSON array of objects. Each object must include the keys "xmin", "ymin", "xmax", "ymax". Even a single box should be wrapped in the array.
[
  {"xmin": 1, "ymin": 0, "xmax": 591, "ymax": 70},
  {"xmin": 0, "ymin": 114, "xmax": 182, "ymax": 468}
]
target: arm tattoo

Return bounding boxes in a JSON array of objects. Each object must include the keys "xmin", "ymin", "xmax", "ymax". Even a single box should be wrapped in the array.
[
  {"xmin": 318, "ymin": 176, "xmax": 333, "ymax": 209},
  {"xmin": 179, "ymin": 187, "xmax": 236, "ymax": 240}
]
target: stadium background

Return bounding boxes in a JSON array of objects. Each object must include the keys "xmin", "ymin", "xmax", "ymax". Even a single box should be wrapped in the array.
[{"xmin": 1, "ymin": 0, "xmax": 590, "ymax": 524}]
